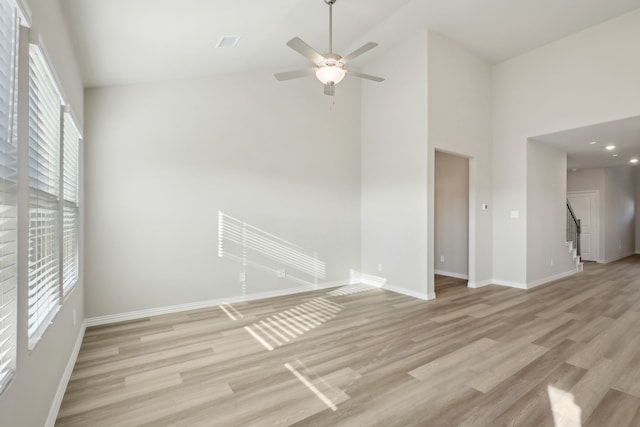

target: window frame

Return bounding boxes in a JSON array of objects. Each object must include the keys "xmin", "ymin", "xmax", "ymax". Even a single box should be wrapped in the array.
[
  {"xmin": 26, "ymin": 43, "xmax": 64, "ymax": 349},
  {"xmin": 61, "ymin": 111, "xmax": 80, "ymax": 296},
  {"xmin": 0, "ymin": 0, "xmax": 20, "ymax": 395}
]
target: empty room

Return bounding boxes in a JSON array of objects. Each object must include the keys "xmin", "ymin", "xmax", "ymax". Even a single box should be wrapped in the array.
[{"xmin": 2, "ymin": 0, "xmax": 640, "ymax": 425}]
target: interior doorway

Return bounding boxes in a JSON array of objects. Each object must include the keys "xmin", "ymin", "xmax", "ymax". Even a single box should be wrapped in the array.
[
  {"xmin": 567, "ymin": 190, "xmax": 600, "ymax": 262},
  {"xmin": 434, "ymin": 150, "xmax": 470, "ymax": 294}
]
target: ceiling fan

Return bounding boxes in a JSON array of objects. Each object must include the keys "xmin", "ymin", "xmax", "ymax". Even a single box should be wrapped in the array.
[{"xmin": 274, "ymin": 0, "xmax": 385, "ymax": 96}]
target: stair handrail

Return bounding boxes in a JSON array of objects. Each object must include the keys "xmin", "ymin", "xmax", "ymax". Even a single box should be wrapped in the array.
[{"xmin": 566, "ymin": 200, "xmax": 581, "ymax": 257}]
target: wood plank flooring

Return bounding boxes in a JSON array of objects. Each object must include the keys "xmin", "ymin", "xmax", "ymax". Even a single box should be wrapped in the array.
[{"xmin": 57, "ymin": 256, "xmax": 640, "ymax": 426}]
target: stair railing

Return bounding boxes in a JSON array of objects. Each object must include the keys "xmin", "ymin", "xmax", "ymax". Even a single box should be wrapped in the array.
[{"xmin": 566, "ymin": 200, "xmax": 581, "ymax": 257}]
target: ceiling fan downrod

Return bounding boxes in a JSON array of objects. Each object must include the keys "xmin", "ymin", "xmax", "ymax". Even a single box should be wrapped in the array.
[{"xmin": 325, "ymin": 0, "xmax": 336, "ymax": 54}]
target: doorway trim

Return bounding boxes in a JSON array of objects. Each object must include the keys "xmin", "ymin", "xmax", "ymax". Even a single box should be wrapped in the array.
[{"xmin": 430, "ymin": 148, "xmax": 474, "ymax": 297}]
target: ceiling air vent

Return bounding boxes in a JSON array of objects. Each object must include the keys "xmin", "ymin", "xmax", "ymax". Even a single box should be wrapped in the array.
[{"xmin": 216, "ymin": 36, "xmax": 240, "ymax": 49}]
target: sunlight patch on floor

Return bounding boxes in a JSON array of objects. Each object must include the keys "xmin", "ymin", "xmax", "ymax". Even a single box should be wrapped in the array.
[
  {"xmin": 548, "ymin": 385, "xmax": 582, "ymax": 427},
  {"xmin": 244, "ymin": 296, "xmax": 343, "ymax": 351},
  {"xmin": 220, "ymin": 303, "xmax": 243, "ymax": 320}
]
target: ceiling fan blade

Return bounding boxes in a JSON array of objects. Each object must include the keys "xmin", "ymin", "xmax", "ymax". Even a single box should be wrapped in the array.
[
  {"xmin": 274, "ymin": 68, "xmax": 317, "ymax": 81},
  {"xmin": 347, "ymin": 70, "xmax": 385, "ymax": 82},
  {"xmin": 342, "ymin": 42, "xmax": 378, "ymax": 62},
  {"xmin": 287, "ymin": 37, "xmax": 324, "ymax": 64},
  {"xmin": 324, "ymin": 83, "xmax": 335, "ymax": 96}
]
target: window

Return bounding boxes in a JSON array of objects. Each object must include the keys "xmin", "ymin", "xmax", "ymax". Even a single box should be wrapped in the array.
[
  {"xmin": 62, "ymin": 113, "xmax": 80, "ymax": 295},
  {"xmin": 28, "ymin": 45, "xmax": 63, "ymax": 346},
  {"xmin": 0, "ymin": 0, "xmax": 19, "ymax": 394}
]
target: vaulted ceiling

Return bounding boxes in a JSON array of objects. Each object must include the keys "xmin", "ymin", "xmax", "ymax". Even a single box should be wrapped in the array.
[{"xmin": 60, "ymin": 0, "xmax": 640, "ymax": 88}]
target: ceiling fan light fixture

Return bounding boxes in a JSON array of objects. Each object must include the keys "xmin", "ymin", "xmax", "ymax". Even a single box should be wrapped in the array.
[{"xmin": 315, "ymin": 65, "xmax": 346, "ymax": 85}]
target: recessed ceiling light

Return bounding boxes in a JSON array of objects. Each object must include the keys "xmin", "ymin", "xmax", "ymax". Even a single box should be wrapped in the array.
[
  {"xmin": 612, "ymin": 154, "xmax": 619, "ymax": 157},
  {"xmin": 631, "ymin": 158, "xmax": 639, "ymax": 164},
  {"xmin": 571, "ymin": 168, "xmax": 578, "ymax": 172},
  {"xmin": 605, "ymin": 145, "xmax": 616, "ymax": 150},
  {"xmin": 589, "ymin": 141, "xmax": 597, "ymax": 145},
  {"xmin": 216, "ymin": 35, "xmax": 240, "ymax": 49}
]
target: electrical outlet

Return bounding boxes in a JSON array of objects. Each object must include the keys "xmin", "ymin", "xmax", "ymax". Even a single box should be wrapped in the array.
[
  {"xmin": 239, "ymin": 272, "xmax": 246, "ymax": 282},
  {"xmin": 550, "ymin": 259, "xmax": 554, "ymax": 267},
  {"xmin": 276, "ymin": 268, "xmax": 286, "ymax": 278},
  {"xmin": 440, "ymin": 255, "xmax": 445, "ymax": 263},
  {"xmin": 377, "ymin": 264, "xmax": 382, "ymax": 272}
]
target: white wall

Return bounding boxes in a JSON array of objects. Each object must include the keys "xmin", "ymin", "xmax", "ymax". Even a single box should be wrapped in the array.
[
  {"xmin": 636, "ymin": 168, "xmax": 640, "ymax": 253},
  {"xmin": 568, "ymin": 168, "xmax": 606, "ymax": 193},
  {"xmin": 0, "ymin": 0, "xmax": 85, "ymax": 425},
  {"xmin": 493, "ymin": 9, "xmax": 640, "ymax": 286},
  {"xmin": 434, "ymin": 151, "xmax": 469, "ymax": 278},
  {"xmin": 360, "ymin": 30, "xmax": 430, "ymax": 299},
  {"xmin": 603, "ymin": 166, "xmax": 635, "ymax": 262},
  {"xmin": 84, "ymin": 73, "xmax": 362, "ymax": 317},
  {"xmin": 427, "ymin": 31, "xmax": 492, "ymax": 288},
  {"xmin": 526, "ymin": 142, "xmax": 576, "ymax": 284},
  {"xmin": 27, "ymin": 0, "xmax": 84, "ymax": 125}
]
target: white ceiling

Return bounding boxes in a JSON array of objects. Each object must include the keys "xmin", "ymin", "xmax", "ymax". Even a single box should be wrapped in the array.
[
  {"xmin": 532, "ymin": 116, "xmax": 640, "ymax": 170},
  {"xmin": 59, "ymin": 0, "xmax": 640, "ymax": 88}
]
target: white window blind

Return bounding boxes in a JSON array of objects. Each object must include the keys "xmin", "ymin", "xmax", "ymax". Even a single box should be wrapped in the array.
[
  {"xmin": 28, "ymin": 45, "xmax": 63, "ymax": 345},
  {"xmin": 0, "ymin": 0, "xmax": 19, "ymax": 394},
  {"xmin": 62, "ymin": 112, "xmax": 80, "ymax": 295}
]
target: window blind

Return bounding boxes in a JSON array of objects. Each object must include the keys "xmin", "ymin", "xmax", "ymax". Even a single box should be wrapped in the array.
[
  {"xmin": 62, "ymin": 112, "xmax": 80, "ymax": 295},
  {"xmin": 0, "ymin": 0, "xmax": 19, "ymax": 394},
  {"xmin": 28, "ymin": 45, "xmax": 63, "ymax": 345}
]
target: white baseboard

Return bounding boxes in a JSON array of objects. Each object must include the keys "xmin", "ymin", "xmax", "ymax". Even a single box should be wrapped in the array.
[
  {"xmin": 490, "ymin": 279, "xmax": 528, "ymax": 290},
  {"xmin": 383, "ymin": 283, "xmax": 434, "ymax": 301},
  {"xmin": 350, "ymin": 271, "xmax": 432, "ymax": 300},
  {"xmin": 467, "ymin": 279, "xmax": 493, "ymax": 288},
  {"xmin": 468, "ymin": 268, "xmax": 581, "ymax": 291},
  {"xmin": 434, "ymin": 270, "xmax": 468, "ymax": 280},
  {"xmin": 86, "ymin": 281, "xmax": 348, "ymax": 327},
  {"xmin": 526, "ymin": 268, "xmax": 579, "ymax": 289},
  {"xmin": 45, "ymin": 320, "xmax": 87, "ymax": 427},
  {"xmin": 599, "ymin": 252, "xmax": 635, "ymax": 264},
  {"xmin": 354, "ymin": 272, "xmax": 386, "ymax": 287}
]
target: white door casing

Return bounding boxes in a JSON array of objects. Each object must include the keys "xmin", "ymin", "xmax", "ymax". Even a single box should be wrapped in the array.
[{"xmin": 567, "ymin": 191, "xmax": 599, "ymax": 262}]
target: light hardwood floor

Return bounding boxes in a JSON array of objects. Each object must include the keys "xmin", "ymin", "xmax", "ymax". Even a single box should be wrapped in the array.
[{"xmin": 57, "ymin": 256, "xmax": 640, "ymax": 426}]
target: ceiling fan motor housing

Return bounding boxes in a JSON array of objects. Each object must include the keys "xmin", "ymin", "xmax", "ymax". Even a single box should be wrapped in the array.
[{"xmin": 321, "ymin": 53, "xmax": 343, "ymax": 67}]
